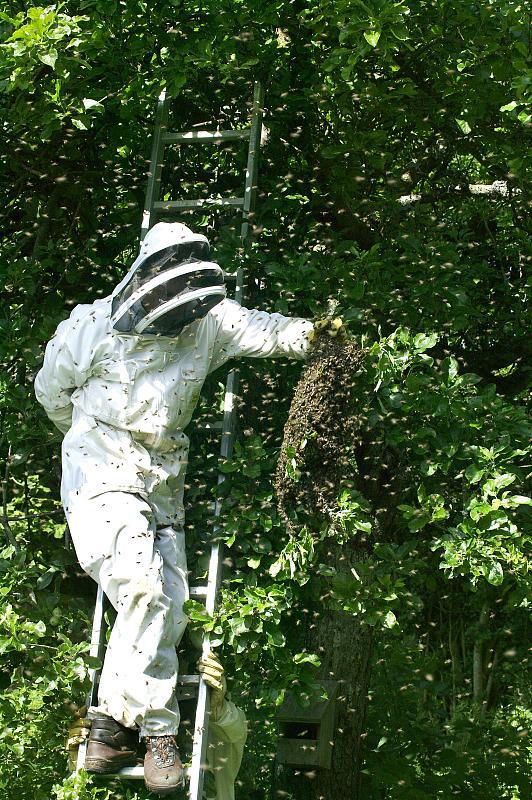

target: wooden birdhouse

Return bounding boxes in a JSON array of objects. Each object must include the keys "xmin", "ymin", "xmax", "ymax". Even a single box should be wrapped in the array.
[{"xmin": 275, "ymin": 680, "xmax": 338, "ymax": 769}]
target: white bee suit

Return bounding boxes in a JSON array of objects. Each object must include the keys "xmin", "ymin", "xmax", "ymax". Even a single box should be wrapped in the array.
[
  {"xmin": 34, "ymin": 269, "xmax": 312, "ymax": 738},
  {"xmin": 208, "ymin": 700, "xmax": 248, "ymax": 800}
]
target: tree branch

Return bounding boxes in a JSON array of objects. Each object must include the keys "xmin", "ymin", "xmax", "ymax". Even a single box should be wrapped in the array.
[{"xmin": 397, "ymin": 181, "xmax": 517, "ymax": 206}]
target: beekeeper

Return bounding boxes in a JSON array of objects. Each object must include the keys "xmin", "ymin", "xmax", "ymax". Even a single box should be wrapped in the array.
[{"xmin": 34, "ymin": 221, "xmax": 318, "ymax": 795}]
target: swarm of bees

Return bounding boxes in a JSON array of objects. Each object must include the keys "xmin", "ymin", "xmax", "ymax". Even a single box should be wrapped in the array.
[{"xmin": 275, "ymin": 331, "xmax": 365, "ymax": 534}]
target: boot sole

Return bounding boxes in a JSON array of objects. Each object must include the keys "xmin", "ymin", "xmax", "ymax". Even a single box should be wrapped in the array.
[
  {"xmin": 85, "ymin": 754, "xmax": 138, "ymax": 774},
  {"xmin": 144, "ymin": 776, "xmax": 186, "ymax": 795}
]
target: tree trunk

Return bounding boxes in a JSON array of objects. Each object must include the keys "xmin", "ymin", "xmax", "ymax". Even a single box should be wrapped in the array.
[{"xmin": 272, "ymin": 542, "xmax": 373, "ymax": 800}]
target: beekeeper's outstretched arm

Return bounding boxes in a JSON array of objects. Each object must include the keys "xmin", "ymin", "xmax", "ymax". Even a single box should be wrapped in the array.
[
  {"xmin": 208, "ymin": 299, "xmax": 314, "ymax": 371},
  {"xmin": 198, "ymin": 651, "xmax": 248, "ymax": 800},
  {"xmin": 34, "ymin": 305, "xmax": 105, "ymax": 434}
]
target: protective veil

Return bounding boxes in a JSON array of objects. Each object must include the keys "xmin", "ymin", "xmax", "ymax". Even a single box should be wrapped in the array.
[
  {"xmin": 34, "ymin": 222, "xmax": 313, "ymax": 740},
  {"xmin": 111, "ymin": 223, "xmax": 225, "ymax": 336}
]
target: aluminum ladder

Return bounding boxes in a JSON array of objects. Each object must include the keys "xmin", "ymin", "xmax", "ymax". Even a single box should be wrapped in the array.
[{"xmin": 75, "ymin": 81, "xmax": 264, "ymax": 800}]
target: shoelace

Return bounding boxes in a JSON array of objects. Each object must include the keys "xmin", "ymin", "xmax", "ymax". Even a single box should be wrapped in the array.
[{"xmin": 147, "ymin": 735, "xmax": 178, "ymax": 769}]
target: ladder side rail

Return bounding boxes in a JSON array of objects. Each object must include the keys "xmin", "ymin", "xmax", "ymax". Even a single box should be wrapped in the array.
[
  {"xmin": 189, "ymin": 368, "xmax": 239, "ymax": 800},
  {"xmin": 240, "ymin": 81, "xmax": 264, "ymax": 243},
  {"xmin": 141, "ymin": 89, "xmax": 170, "ymax": 241}
]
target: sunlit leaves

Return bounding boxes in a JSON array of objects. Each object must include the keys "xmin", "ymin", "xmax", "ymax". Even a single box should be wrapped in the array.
[{"xmin": 363, "ymin": 329, "xmax": 531, "ymax": 590}]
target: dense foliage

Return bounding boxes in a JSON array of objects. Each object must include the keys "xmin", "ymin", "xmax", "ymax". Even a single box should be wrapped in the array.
[{"xmin": 1, "ymin": 2, "xmax": 530, "ymax": 799}]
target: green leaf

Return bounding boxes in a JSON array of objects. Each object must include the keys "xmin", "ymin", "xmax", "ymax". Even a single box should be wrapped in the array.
[
  {"xmin": 494, "ymin": 473, "xmax": 516, "ymax": 489},
  {"xmin": 82, "ymin": 98, "xmax": 103, "ymax": 111},
  {"xmin": 294, "ymin": 652, "xmax": 321, "ymax": 666},
  {"xmin": 38, "ymin": 49, "xmax": 57, "ymax": 69},
  {"xmin": 243, "ymin": 462, "xmax": 261, "ymax": 478},
  {"xmin": 506, "ymin": 495, "xmax": 532, "ymax": 506},
  {"xmin": 32, "ymin": 620, "xmax": 46, "ymax": 636},
  {"xmin": 320, "ymin": 144, "xmax": 347, "ymax": 159},
  {"xmin": 442, "ymin": 356, "xmax": 459, "ymax": 381},
  {"xmin": 390, "ymin": 25, "xmax": 409, "ymax": 41},
  {"xmin": 268, "ymin": 629, "xmax": 286, "ymax": 647},
  {"xmin": 27, "ymin": 7, "xmax": 46, "ymax": 21},
  {"xmin": 461, "ymin": 373, "xmax": 482, "ymax": 385},
  {"xmin": 465, "ymin": 464, "xmax": 483, "ymax": 484},
  {"xmin": 35, "ymin": 569, "xmax": 56, "ymax": 591},
  {"xmin": 85, "ymin": 656, "xmax": 102, "ymax": 669},
  {"xmin": 398, "ymin": 504, "xmax": 430, "ymax": 532},
  {"xmin": 413, "ymin": 332, "xmax": 438, "ymax": 351},
  {"xmin": 500, "ymin": 101, "xmax": 518, "ymax": 112},
  {"xmin": 455, "ymin": 118, "xmax": 472, "ymax": 134},
  {"xmin": 469, "ymin": 501, "xmax": 492, "ymax": 521},
  {"xmin": 383, "ymin": 611, "xmax": 398, "ymax": 629},
  {"xmin": 269, "ymin": 560, "xmax": 282, "ymax": 578},
  {"xmin": 420, "ymin": 462, "xmax": 437, "ymax": 477},
  {"xmin": 71, "ymin": 118, "xmax": 88, "ymax": 130},
  {"xmin": 486, "ymin": 562, "xmax": 504, "ymax": 586},
  {"xmin": 363, "ymin": 30, "xmax": 381, "ymax": 47}
]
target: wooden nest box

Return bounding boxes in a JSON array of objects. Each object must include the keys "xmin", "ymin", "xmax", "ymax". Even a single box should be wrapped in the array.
[{"xmin": 275, "ymin": 680, "xmax": 338, "ymax": 769}]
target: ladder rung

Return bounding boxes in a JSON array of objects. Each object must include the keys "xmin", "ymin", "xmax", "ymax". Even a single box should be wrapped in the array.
[
  {"xmin": 154, "ymin": 198, "xmax": 245, "ymax": 211},
  {"xmin": 163, "ymin": 129, "xmax": 251, "ymax": 144},
  {"xmin": 189, "ymin": 585, "xmax": 208, "ymax": 598},
  {"xmin": 106, "ymin": 765, "xmax": 191, "ymax": 780},
  {"xmin": 177, "ymin": 674, "xmax": 201, "ymax": 686}
]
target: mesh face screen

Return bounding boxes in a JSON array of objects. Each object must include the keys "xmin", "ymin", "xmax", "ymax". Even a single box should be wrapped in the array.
[
  {"xmin": 140, "ymin": 268, "xmax": 224, "ymax": 314},
  {"xmin": 136, "ymin": 241, "xmax": 210, "ymax": 283},
  {"xmin": 142, "ymin": 294, "xmax": 223, "ymax": 337}
]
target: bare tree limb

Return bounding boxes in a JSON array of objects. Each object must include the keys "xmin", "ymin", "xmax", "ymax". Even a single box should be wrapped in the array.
[{"xmin": 397, "ymin": 180, "xmax": 518, "ymax": 205}]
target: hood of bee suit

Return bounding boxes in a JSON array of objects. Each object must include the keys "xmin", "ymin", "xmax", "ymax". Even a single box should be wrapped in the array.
[{"xmin": 111, "ymin": 222, "xmax": 226, "ymax": 337}]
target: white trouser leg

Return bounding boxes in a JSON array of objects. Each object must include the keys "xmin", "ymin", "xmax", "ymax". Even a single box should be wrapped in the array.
[{"xmin": 67, "ymin": 491, "xmax": 189, "ymax": 736}]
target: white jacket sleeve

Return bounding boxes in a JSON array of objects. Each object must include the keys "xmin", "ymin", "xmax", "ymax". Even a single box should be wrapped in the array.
[
  {"xmin": 206, "ymin": 700, "xmax": 248, "ymax": 800},
  {"xmin": 34, "ymin": 305, "xmax": 101, "ymax": 434},
  {"xmin": 209, "ymin": 299, "xmax": 313, "ymax": 373}
]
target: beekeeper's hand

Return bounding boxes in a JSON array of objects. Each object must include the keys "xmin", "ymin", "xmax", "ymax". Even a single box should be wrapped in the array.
[
  {"xmin": 198, "ymin": 651, "xmax": 228, "ymax": 722},
  {"xmin": 308, "ymin": 315, "xmax": 346, "ymax": 344},
  {"xmin": 66, "ymin": 706, "xmax": 91, "ymax": 772}
]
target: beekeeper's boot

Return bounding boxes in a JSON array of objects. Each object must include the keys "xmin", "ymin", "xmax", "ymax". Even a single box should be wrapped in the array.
[
  {"xmin": 85, "ymin": 715, "xmax": 139, "ymax": 773},
  {"xmin": 143, "ymin": 734, "xmax": 184, "ymax": 795}
]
